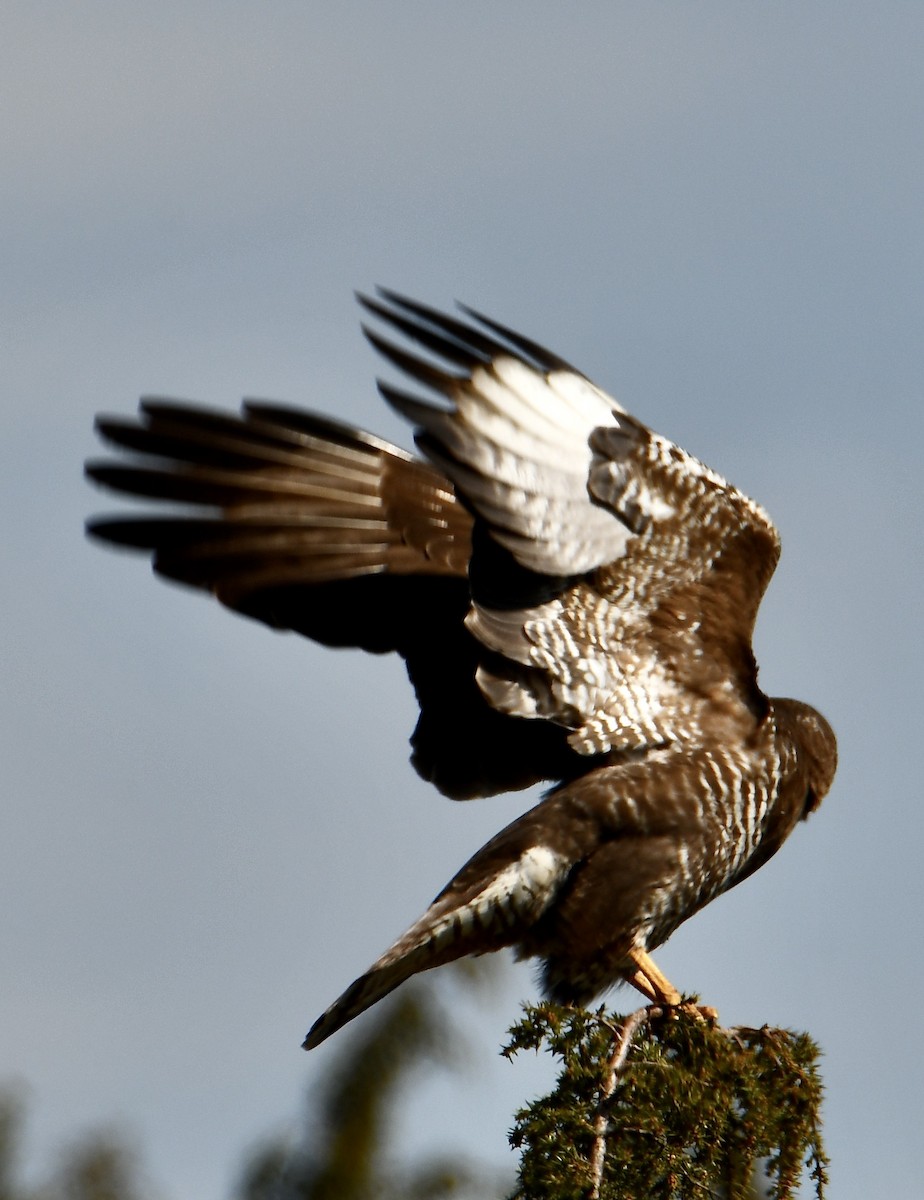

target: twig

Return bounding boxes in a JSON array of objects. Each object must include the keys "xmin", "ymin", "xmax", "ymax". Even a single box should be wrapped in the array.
[{"xmin": 590, "ymin": 1006, "xmax": 656, "ymax": 1199}]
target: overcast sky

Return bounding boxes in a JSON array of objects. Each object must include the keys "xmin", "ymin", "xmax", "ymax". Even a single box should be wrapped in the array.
[{"xmin": 3, "ymin": 3, "xmax": 922, "ymax": 1196}]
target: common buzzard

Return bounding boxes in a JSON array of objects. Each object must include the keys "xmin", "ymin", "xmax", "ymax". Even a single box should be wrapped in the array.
[{"xmin": 86, "ymin": 291, "xmax": 837, "ymax": 1049}]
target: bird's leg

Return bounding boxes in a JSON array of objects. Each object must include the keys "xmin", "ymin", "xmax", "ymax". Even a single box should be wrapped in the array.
[
  {"xmin": 625, "ymin": 947, "xmax": 682, "ymax": 1007},
  {"xmin": 624, "ymin": 967, "xmax": 658, "ymax": 1002},
  {"xmin": 625, "ymin": 948, "xmax": 719, "ymax": 1023}
]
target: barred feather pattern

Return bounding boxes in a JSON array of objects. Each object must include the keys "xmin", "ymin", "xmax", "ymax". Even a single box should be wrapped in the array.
[
  {"xmin": 303, "ymin": 697, "xmax": 835, "ymax": 1047},
  {"xmin": 85, "ymin": 289, "xmax": 837, "ymax": 1050}
]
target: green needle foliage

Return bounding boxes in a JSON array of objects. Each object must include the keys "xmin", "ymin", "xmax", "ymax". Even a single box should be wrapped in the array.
[
  {"xmin": 0, "ymin": 976, "xmax": 830, "ymax": 1200},
  {"xmin": 504, "ymin": 1002, "xmax": 828, "ymax": 1200}
]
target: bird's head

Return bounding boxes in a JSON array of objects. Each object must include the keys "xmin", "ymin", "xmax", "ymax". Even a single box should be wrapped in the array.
[{"xmin": 775, "ymin": 698, "xmax": 837, "ymax": 816}]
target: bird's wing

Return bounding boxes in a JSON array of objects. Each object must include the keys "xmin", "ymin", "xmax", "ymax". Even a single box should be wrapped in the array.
[
  {"xmin": 87, "ymin": 291, "xmax": 781, "ymax": 787},
  {"xmin": 302, "ymin": 791, "xmax": 583, "ymax": 1050},
  {"xmin": 362, "ymin": 290, "xmax": 782, "ymax": 756},
  {"xmin": 87, "ymin": 398, "xmax": 470, "ymax": 636},
  {"xmin": 86, "ymin": 399, "xmax": 578, "ymax": 798}
]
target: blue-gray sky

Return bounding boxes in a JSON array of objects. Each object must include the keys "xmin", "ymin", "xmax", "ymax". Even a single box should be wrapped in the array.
[{"xmin": 3, "ymin": 4, "xmax": 921, "ymax": 1195}]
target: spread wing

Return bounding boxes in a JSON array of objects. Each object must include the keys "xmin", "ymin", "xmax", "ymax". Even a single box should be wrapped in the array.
[
  {"xmin": 88, "ymin": 399, "xmax": 470, "ymax": 637},
  {"xmin": 86, "ymin": 399, "xmax": 579, "ymax": 798},
  {"xmin": 86, "ymin": 289, "xmax": 781, "ymax": 796},
  {"xmin": 362, "ymin": 290, "xmax": 781, "ymax": 755}
]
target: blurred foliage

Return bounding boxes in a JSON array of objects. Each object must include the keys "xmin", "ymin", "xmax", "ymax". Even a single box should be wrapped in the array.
[
  {"xmin": 234, "ymin": 969, "xmax": 506, "ymax": 1199},
  {"xmin": 0, "ymin": 969, "xmax": 505, "ymax": 1200},
  {"xmin": 505, "ymin": 1002, "xmax": 828, "ymax": 1200},
  {"xmin": 2, "ymin": 976, "xmax": 829, "ymax": 1200},
  {"xmin": 0, "ymin": 1089, "xmax": 145, "ymax": 1200}
]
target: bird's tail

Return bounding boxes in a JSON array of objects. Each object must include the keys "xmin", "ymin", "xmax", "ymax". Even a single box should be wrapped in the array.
[
  {"xmin": 303, "ymin": 951, "xmax": 431, "ymax": 1050},
  {"xmin": 303, "ymin": 839, "xmax": 568, "ymax": 1049},
  {"xmin": 302, "ymin": 906, "xmax": 481, "ymax": 1050}
]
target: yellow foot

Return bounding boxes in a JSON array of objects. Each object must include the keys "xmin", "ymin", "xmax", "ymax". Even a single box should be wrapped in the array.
[
  {"xmin": 675, "ymin": 1001, "xmax": 719, "ymax": 1024},
  {"xmin": 625, "ymin": 947, "xmax": 682, "ymax": 1007},
  {"xmin": 624, "ymin": 948, "xmax": 719, "ymax": 1024}
]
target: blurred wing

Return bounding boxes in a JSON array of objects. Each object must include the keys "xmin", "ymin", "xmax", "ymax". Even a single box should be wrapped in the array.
[
  {"xmin": 87, "ymin": 399, "xmax": 469, "ymax": 640},
  {"xmin": 86, "ymin": 400, "xmax": 577, "ymax": 798},
  {"xmin": 361, "ymin": 290, "xmax": 782, "ymax": 756}
]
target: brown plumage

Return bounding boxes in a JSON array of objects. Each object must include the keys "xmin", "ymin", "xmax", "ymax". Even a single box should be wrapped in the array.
[{"xmin": 85, "ymin": 290, "xmax": 837, "ymax": 1049}]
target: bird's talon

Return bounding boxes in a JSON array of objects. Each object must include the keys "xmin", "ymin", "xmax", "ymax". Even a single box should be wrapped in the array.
[{"xmin": 679, "ymin": 1001, "xmax": 719, "ymax": 1024}]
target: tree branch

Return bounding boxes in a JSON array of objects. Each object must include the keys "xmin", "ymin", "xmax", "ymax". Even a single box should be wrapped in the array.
[{"xmin": 505, "ymin": 1001, "xmax": 829, "ymax": 1200}]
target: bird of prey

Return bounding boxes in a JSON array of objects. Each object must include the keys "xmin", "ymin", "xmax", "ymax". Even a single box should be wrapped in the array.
[{"xmin": 86, "ymin": 290, "xmax": 837, "ymax": 1050}]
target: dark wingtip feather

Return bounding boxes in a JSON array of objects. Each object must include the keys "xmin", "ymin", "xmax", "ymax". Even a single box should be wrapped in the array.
[
  {"xmin": 359, "ymin": 287, "xmax": 578, "ymax": 380},
  {"xmin": 85, "ymin": 460, "xmax": 128, "ymax": 490},
  {"xmin": 360, "ymin": 292, "xmax": 485, "ymax": 369},
  {"xmin": 362, "ymin": 324, "xmax": 462, "ymax": 394},
  {"xmin": 455, "ymin": 301, "xmax": 577, "ymax": 373},
  {"xmin": 376, "ymin": 381, "xmax": 451, "ymax": 429},
  {"xmin": 84, "ymin": 515, "xmax": 164, "ymax": 549}
]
